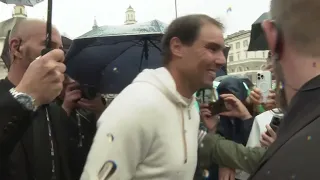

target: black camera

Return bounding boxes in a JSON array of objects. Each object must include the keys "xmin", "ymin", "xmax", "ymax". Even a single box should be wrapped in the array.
[{"xmin": 79, "ymin": 84, "xmax": 98, "ymax": 100}]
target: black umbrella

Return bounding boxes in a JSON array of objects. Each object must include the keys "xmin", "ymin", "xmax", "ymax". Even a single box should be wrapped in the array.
[
  {"xmin": 65, "ymin": 20, "xmax": 166, "ymax": 94},
  {"xmin": 1, "ymin": 30, "xmax": 11, "ymax": 69},
  {"xmin": 248, "ymin": 12, "xmax": 269, "ymax": 51},
  {"xmin": 0, "ymin": 0, "xmax": 44, "ymax": 6}
]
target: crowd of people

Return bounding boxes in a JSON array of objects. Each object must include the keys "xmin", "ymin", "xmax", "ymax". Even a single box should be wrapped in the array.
[{"xmin": 1, "ymin": 0, "xmax": 320, "ymax": 179}]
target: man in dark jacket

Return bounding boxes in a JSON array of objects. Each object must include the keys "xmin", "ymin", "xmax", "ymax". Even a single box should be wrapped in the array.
[
  {"xmin": 249, "ymin": 0, "xmax": 320, "ymax": 179},
  {"xmin": 0, "ymin": 19, "xmax": 71, "ymax": 180},
  {"xmin": 57, "ymin": 78, "xmax": 106, "ymax": 179}
]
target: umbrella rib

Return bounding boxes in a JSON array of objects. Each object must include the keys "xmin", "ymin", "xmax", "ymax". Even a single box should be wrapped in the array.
[
  {"xmin": 147, "ymin": 39, "xmax": 161, "ymax": 52},
  {"xmin": 100, "ymin": 43, "xmax": 137, "ymax": 71}
]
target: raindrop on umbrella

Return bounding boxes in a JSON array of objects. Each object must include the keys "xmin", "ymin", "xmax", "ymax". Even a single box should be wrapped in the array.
[
  {"xmin": 113, "ymin": 67, "xmax": 118, "ymax": 72},
  {"xmin": 106, "ymin": 133, "xmax": 114, "ymax": 142}
]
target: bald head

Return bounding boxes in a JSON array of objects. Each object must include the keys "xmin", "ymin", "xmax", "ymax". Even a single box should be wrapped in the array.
[
  {"xmin": 10, "ymin": 18, "xmax": 60, "ymax": 41},
  {"xmin": 8, "ymin": 18, "xmax": 62, "ymax": 71},
  {"xmin": 270, "ymin": 0, "xmax": 320, "ymax": 56}
]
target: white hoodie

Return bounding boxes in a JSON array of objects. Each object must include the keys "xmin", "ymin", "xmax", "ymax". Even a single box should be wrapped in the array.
[{"xmin": 81, "ymin": 67, "xmax": 200, "ymax": 180}]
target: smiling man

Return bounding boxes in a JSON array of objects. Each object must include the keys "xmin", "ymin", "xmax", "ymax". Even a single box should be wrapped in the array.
[{"xmin": 81, "ymin": 14, "xmax": 226, "ymax": 180}]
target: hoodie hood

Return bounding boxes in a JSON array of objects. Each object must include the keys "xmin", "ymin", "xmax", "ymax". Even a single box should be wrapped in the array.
[
  {"xmin": 133, "ymin": 67, "xmax": 195, "ymax": 107},
  {"xmin": 217, "ymin": 77, "xmax": 248, "ymax": 101}
]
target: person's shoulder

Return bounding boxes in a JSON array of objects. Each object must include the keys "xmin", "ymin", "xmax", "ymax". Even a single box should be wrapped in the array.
[{"xmin": 113, "ymin": 82, "xmax": 166, "ymax": 107}]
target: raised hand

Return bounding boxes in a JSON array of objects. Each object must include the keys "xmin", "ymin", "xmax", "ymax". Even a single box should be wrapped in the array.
[{"xmin": 16, "ymin": 49, "xmax": 65, "ymax": 106}]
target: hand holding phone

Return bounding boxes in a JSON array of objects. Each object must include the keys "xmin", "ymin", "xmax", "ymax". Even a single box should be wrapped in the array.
[{"xmin": 256, "ymin": 71, "xmax": 272, "ymax": 103}]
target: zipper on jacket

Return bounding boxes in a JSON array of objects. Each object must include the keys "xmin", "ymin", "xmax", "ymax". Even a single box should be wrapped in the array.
[{"xmin": 180, "ymin": 107, "xmax": 188, "ymax": 164}]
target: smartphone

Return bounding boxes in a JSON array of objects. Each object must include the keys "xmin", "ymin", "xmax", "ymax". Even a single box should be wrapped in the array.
[
  {"xmin": 266, "ymin": 115, "xmax": 282, "ymax": 136},
  {"xmin": 209, "ymin": 99, "xmax": 228, "ymax": 116},
  {"xmin": 256, "ymin": 71, "xmax": 272, "ymax": 103},
  {"xmin": 79, "ymin": 84, "xmax": 97, "ymax": 100}
]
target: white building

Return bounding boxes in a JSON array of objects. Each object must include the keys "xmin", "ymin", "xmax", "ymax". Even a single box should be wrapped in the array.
[
  {"xmin": 225, "ymin": 30, "xmax": 269, "ymax": 83},
  {"xmin": 124, "ymin": 5, "xmax": 137, "ymax": 25}
]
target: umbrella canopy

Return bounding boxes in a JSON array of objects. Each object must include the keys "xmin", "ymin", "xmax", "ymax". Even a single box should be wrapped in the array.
[
  {"xmin": 248, "ymin": 12, "xmax": 270, "ymax": 51},
  {"xmin": 1, "ymin": 30, "xmax": 11, "ymax": 69},
  {"xmin": 65, "ymin": 20, "xmax": 166, "ymax": 94},
  {"xmin": 0, "ymin": 0, "xmax": 44, "ymax": 6}
]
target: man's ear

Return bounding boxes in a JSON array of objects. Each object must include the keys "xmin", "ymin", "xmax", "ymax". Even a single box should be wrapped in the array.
[
  {"xmin": 169, "ymin": 37, "xmax": 183, "ymax": 59},
  {"xmin": 262, "ymin": 20, "xmax": 278, "ymax": 55},
  {"xmin": 9, "ymin": 38, "xmax": 22, "ymax": 60}
]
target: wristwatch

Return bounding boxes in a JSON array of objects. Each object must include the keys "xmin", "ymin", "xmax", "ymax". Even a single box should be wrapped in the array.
[{"xmin": 9, "ymin": 88, "xmax": 38, "ymax": 112}]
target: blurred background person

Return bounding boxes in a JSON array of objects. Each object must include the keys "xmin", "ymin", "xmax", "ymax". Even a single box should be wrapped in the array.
[{"xmin": 57, "ymin": 77, "xmax": 106, "ymax": 179}]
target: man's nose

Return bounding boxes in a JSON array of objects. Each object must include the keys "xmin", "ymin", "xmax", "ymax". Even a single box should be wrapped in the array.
[{"xmin": 215, "ymin": 51, "xmax": 227, "ymax": 69}]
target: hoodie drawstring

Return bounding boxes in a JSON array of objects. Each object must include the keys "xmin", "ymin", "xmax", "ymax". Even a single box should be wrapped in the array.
[{"xmin": 180, "ymin": 106, "xmax": 188, "ymax": 164}]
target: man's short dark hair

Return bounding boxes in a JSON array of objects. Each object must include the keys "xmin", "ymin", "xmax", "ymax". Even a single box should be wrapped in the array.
[
  {"xmin": 161, "ymin": 14, "xmax": 224, "ymax": 65},
  {"xmin": 270, "ymin": 0, "xmax": 320, "ymax": 56}
]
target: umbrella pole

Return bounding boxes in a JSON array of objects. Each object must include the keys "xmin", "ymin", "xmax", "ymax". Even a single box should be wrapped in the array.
[
  {"xmin": 138, "ymin": 39, "xmax": 149, "ymax": 72},
  {"xmin": 45, "ymin": 0, "xmax": 53, "ymax": 49},
  {"xmin": 174, "ymin": 0, "xmax": 178, "ymax": 18}
]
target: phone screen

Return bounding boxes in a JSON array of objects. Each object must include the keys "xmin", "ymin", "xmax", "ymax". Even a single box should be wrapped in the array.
[{"xmin": 209, "ymin": 99, "xmax": 228, "ymax": 115}]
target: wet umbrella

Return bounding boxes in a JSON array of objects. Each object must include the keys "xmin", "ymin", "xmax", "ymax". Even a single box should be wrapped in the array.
[
  {"xmin": 248, "ymin": 12, "xmax": 269, "ymax": 51},
  {"xmin": 1, "ymin": 30, "xmax": 11, "ymax": 69},
  {"xmin": 0, "ymin": 0, "xmax": 44, "ymax": 6},
  {"xmin": 65, "ymin": 20, "xmax": 166, "ymax": 94}
]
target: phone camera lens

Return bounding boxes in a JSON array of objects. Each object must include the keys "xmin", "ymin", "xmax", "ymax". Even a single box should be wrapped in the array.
[
  {"xmin": 261, "ymin": 75, "xmax": 264, "ymax": 79},
  {"xmin": 257, "ymin": 77, "xmax": 261, "ymax": 80}
]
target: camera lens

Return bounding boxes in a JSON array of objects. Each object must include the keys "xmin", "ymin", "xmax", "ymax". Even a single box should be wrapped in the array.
[
  {"xmin": 257, "ymin": 77, "xmax": 261, "ymax": 80},
  {"xmin": 261, "ymin": 75, "xmax": 264, "ymax": 79}
]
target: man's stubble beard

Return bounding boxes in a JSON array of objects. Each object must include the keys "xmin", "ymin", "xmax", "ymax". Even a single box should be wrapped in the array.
[{"xmin": 273, "ymin": 58, "xmax": 289, "ymax": 112}]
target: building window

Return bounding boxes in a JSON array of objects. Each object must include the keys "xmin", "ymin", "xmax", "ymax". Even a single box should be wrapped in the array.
[
  {"xmin": 229, "ymin": 44, "xmax": 233, "ymax": 50},
  {"xmin": 229, "ymin": 55, "xmax": 234, "ymax": 62},
  {"xmin": 238, "ymin": 67, "xmax": 243, "ymax": 72},
  {"xmin": 231, "ymin": 69, "xmax": 234, "ymax": 72},
  {"xmin": 237, "ymin": 52, "xmax": 240, "ymax": 60},
  {"xmin": 246, "ymin": 67, "xmax": 249, "ymax": 71},
  {"xmin": 236, "ymin": 42, "xmax": 240, "ymax": 49},
  {"xmin": 243, "ymin": 40, "xmax": 248, "ymax": 47},
  {"xmin": 19, "ymin": 8, "xmax": 22, "ymax": 14}
]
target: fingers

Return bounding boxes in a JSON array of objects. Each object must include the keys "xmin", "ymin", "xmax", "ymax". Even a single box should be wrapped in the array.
[
  {"xmin": 261, "ymin": 132, "xmax": 274, "ymax": 146},
  {"xmin": 260, "ymin": 138, "xmax": 269, "ymax": 147},
  {"xmin": 266, "ymin": 124, "xmax": 277, "ymax": 138},
  {"xmin": 230, "ymin": 170, "xmax": 235, "ymax": 180},
  {"xmin": 249, "ymin": 88, "xmax": 262, "ymax": 104},
  {"xmin": 200, "ymin": 108, "xmax": 212, "ymax": 118},
  {"xmin": 65, "ymin": 82, "xmax": 80, "ymax": 92},
  {"xmin": 42, "ymin": 49, "xmax": 65, "ymax": 63},
  {"xmin": 67, "ymin": 90, "xmax": 82, "ymax": 101},
  {"xmin": 220, "ymin": 93, "xmax": 236, "ymax": 99},
  {"xmin": 199, "ymin": 103, "xmax": 209, "ymax": 109}
]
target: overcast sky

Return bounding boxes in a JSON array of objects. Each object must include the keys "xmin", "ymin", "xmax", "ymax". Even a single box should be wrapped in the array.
[{"xmin": 0, "ymin": 0, "xmax": 270, "ymax": 38}]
